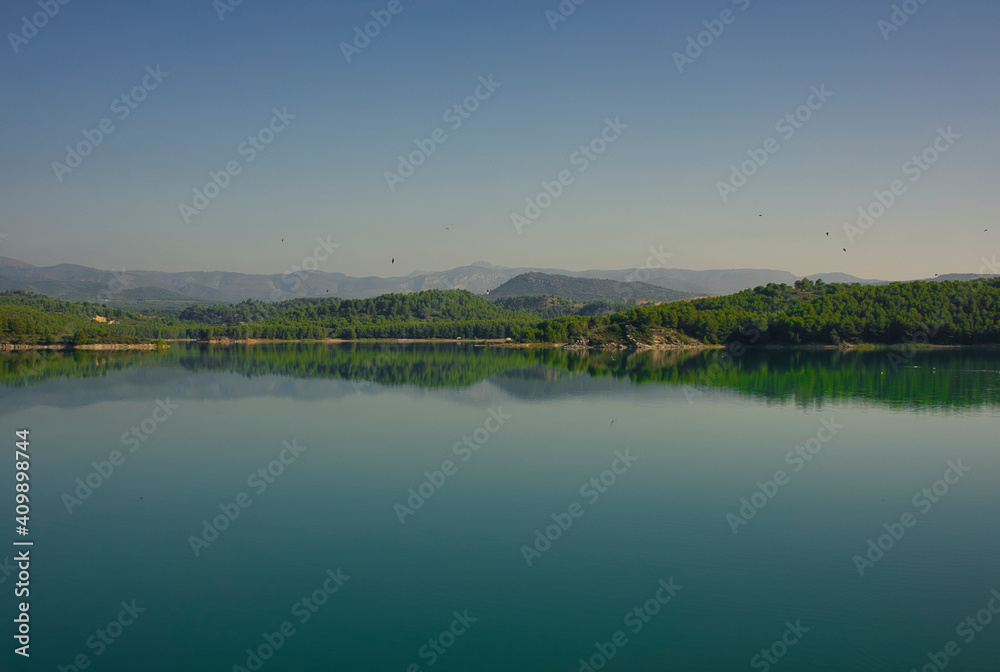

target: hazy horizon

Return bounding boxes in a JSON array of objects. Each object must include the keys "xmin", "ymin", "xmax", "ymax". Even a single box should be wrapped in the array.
[
  {"xmin": 0, "ymin": 250, "xmax": 984, "ymax": 284},
  {"xmin": 3, "ymin": 0, "xmax": 998, "ymax": 280}
]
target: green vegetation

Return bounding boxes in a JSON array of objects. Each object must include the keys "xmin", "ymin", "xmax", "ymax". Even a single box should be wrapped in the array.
[
  {"xmin": 491, "ymin": 295, "xmax": 631, "ymax": 319},
  {"xmin": 176, "ymin": 291, "xmax": 538, "ymax": 340},
  {"xmin": 530, "ymin": 278, "xmax": 1000, "ymax": 346},
  {"xmin": 3, "ymin": 278, "xmax": 1000, "ymax": 348},
  {"xmin": 0, "ymin": 291, "xmax": 156, "ymax": 345},
  {"xmin": 0, "ymin": 289, "xmax": 537, "ymax": 344}
]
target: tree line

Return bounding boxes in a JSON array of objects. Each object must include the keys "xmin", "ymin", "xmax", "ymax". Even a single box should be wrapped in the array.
[{"xmin": 3, "ymin": 279, "xmax": 1000, "ymax": 346}]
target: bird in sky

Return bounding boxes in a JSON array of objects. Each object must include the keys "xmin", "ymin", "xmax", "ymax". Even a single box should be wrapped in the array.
[
  {"xmin": 826, "ymin": 232, "xmax": 829, "ymax": 236},
  {"xmin": 392, "ymin": 258, "xmax": 394, "ymax": 264},
  {"xmin": 281, "ymin": 238, "xmax": 284, "ymax": 242},
  {"xmin": 843, "ymin": 248, "xmax": 847, "ymax": 252}
]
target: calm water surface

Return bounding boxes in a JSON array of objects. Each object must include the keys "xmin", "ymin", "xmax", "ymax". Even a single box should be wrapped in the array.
[{"xmin": 2, "ymin": 344, "xmax": 999, "ymax": 671}]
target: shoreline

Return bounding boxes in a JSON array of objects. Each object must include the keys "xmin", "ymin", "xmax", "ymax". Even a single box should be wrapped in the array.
[
  {"xmin": 0, "ymin": 343, "xmax": 168, "ymax": 351},
  {"xmin": 181, "ymin": 337, "xmax": 554, "ymax": 349},
  {"xmin": 3, "ymin": 339, "xmax": 1000, "ymax": 352}
]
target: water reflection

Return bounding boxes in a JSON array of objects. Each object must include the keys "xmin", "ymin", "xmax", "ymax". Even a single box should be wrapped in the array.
[{"xmin": 2, "ymin": 343, "xmax": 998, "ymax": 410}]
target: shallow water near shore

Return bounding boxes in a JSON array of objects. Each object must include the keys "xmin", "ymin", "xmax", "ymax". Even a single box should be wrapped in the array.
[{"xmin": 3, "ymin": 343, "xmax": 999, "ymax": 670}]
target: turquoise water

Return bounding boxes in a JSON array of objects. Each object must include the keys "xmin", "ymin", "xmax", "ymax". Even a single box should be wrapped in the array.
[{"xmin": 2, "ymin": 344, "xmax": 999, "ymax": 671}]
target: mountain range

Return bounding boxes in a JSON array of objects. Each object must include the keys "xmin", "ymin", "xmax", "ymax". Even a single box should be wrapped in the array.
[
  {"xmin": 487, "ymin": 273, "xmax": 693, "ymax": 303},
  {"xmin": 0, "ymin": 256, "xmax": 989, "ymax": 306}
]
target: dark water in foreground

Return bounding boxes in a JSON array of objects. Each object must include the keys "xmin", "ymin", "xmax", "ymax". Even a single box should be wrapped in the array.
[{"xmin": 1, "ymin": 344, "xmax": 999, "ymax": 671}]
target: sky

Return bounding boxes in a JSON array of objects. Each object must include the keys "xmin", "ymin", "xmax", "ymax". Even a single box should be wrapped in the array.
[{"xmin": 1, "ymin": 0, "xmax": 998, "ymax": 281}]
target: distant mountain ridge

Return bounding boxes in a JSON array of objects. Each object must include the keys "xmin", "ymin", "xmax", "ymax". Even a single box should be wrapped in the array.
[
  {"xmin": 0, "ymin": 255, "xmax": 980, "ymax": 306},
  {"xmin": 488, "ymin": 273, "xmax": 691, "ymax": 303}
]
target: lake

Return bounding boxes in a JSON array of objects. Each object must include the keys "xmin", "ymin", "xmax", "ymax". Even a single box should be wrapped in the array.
[{"xmin": 3, "ymin": 343, "xmax": 999, "ymax": 671}]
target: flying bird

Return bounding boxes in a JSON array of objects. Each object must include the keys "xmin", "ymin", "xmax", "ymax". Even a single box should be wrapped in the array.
[
  {"xmin": 391, "ymin": 258, "xmax": 394, "ymax": 264},
  {"xmin": 826, "ymin": 232, "xmax": 829, "ymax": 236},
  {"xmin": 843, "ymin": 248, "xmax": 847, "ymax": 252},
  {"xmin": 281, "ymin": 238, "xmax": 284, "ymax": 242}
]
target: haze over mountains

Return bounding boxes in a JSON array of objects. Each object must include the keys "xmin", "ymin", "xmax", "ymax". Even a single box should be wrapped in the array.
[
  {"xmin": 488, "ymin": 273, "xmax": 693, "ymax": 302},
  {"xmin": 0, "ymin": 255, "xmax": 988, "ymax": 306}
]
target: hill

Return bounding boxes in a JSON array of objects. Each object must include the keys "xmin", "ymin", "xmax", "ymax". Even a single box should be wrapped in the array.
[
  {"xmin": 0, "ymin": 291, "xmax": 164, "ymax": 345},
  {"xmin": 490, "ymin": 295, "xmax": 633, "ymax": 319},
  {"xmin": 0, "ymin": 256, "xmax": 895, "ymax": 303},
  {"xmin": 7, "ymin": 279, "xmax": 1000, "ymax": 349},
  {"xmin": 0, "ymin": 289, "xmax": 536, "ymax": 344},
  {"xmin": 0, "ymin": 274, "xmax": 209, "ymax": 307},
  {"xmin": 488, "ymin": 273, "xmax": 691, "ymax": 303},
  {"xmin": 537, "ymin": 277, "xmax": 1000, "ymax": 346},
  {"xmin": 927, "ymin": 273, "xmax": 1000, "ymax": 283}
]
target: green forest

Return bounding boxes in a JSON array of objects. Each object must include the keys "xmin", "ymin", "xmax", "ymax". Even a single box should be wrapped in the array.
[
  {"xmin": 490, "ymin": 295, "xmax": 632, "ymax": 319},
  {"xmin": 2, "ymin": 278, "xmax": 1000, "ymax": 347},
  {"xmin": 0, "ymin": 289, "xmax": 537, "ymax": 343},
  {"xmin": 592, "ymin": 277, "xmax": 1000, "ymax": 345}
]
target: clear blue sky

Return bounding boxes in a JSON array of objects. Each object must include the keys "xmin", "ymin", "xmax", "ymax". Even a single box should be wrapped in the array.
[{"xmin": 1, "ymin": 0, "xmax": 998, "ymax": 280}]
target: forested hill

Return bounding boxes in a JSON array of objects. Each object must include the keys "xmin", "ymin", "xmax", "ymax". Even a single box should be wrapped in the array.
[
  {"xmin": 0, "ymin": 289, "xmax": 538, "ymax": 343},
  {"xmin": 488, "ymin": 273, "xmax": 691, "ymax": 302},
  {"xmin": 584, "ymin": 278, "xmax": 1000, "ymax": 345},
  {"xmin": 3, "ymin": 279, "xmax": 1000, "ymax": 346},
  {"xmin": 0, "ymin": 291, "xmax": 153, "ymax": 345},
  {"xmin": 177, "ymin": 290, "xmax": 521, "ymax": 326}
]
